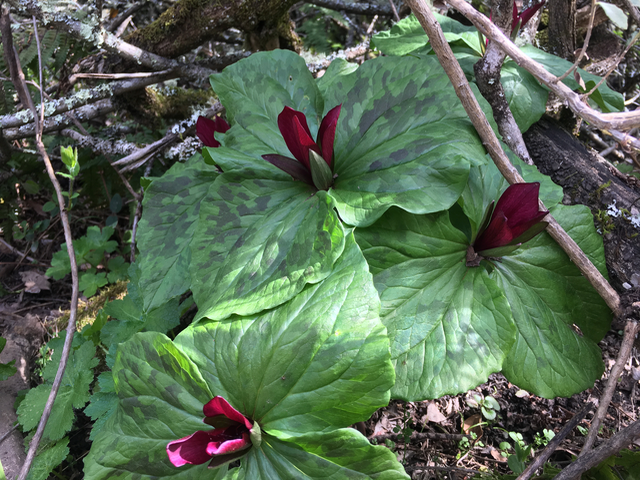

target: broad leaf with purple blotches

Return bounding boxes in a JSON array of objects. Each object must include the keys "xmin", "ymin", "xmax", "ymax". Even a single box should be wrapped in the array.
[{"xmin": 83, "ymin": 235, "xmax": 405, "ymax": 479}]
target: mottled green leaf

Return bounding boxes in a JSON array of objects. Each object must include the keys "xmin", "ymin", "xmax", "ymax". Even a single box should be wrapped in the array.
[
  {"xmin": 182, "ymin": 234, "xmax": 392, "ymax": 435},
  {"xmin": 137, "ymin": 154, "xmax": 218, "ymax": 310},
  {"xmin": 356, "ymin": 209, "xmax": 515, "ymax": 400},
  {"xmin": 321, "ymin": 55, "xmax": 487, "ymax": 226},
  {"xmin": 372, "ymin": 13, "xmax": 480, "ymax": 56},
  {"xmin": 210, "ymin": 49, "xmax": 324, "ymax": 155},
  {"xmin": 236, "ymin": 430, "xmax": 408, "ymax": 479},
  {"xmin": 190, "ymin": 173, "xmax": 345, "ymax": 321},
  {"xmin": 84, "ymin": 235, "xmax": 397, "ymax": 478},
  {"xmin": 493, "ymin": 207, "xmax": 610, "ymax": 397}
]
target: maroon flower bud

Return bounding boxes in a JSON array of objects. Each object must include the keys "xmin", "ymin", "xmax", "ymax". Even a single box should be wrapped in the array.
[
  {"xmin": 196, "ymin": 116, "xmax": 231, "ymax": 148},
  {"xmin": 511, "ymin": 0, "xmax": 545, "ymax": 35},
  {"xmin": 167, "ymin": 396, "xmax": 256, "ymax": 469},
  {"xmin": 472, "ymin": 182, "xmax": 548, "ymax": 257},
  {"xmin": 263, "ymin": 104, "xmax": 341, "ymax": 190}
]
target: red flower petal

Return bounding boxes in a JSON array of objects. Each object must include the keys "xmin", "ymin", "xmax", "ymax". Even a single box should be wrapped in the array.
[
  {"xmin": 206, "ymin": 431, "xmax": 251, "ymax": 455},
  {"xmin": 278, "ymin": 106, "xmax": 318, "ymax": 169},
  {"xmin": 516, "ymin": 0, "xmax": 545, "ymax": 31},
  {"xmin": 203, "ymin": 396, "xmax": 252, "ymax": 430},
  {"xmin": 167, "ymin": 430, "xmax": 218, "ymax": 467},
  {"xmin": 317, "ymin": 104, "xmax": 341, "ymax": 168},
  {"xmin": 196, "ymin": 116, "xmax": 230, "ymax": 148},
  {"xmin": 493, "ymin": 183, "xmax": 541, "ymax": 226}
]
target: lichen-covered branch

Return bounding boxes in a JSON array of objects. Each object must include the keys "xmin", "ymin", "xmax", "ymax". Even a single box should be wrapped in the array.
[
  {"xmin": 0, "ymin": 72, "xmax": 175, "ymax": 129},
  {"xmin": 3, "ymin": 100, "xmax": 114, "ymax": 140}
]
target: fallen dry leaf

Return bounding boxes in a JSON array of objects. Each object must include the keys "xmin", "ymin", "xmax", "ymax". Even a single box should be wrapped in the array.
[
  {"xmin": 462, "ymin": 413, "xmax": 483, "ymax": 440},
  {"xmin": 425, "ymin": 402, "xmax": 447, "ymax": 424},
  {"xmin": 19, "ymin": 271, "xmax": 50, "ymax": 294}
]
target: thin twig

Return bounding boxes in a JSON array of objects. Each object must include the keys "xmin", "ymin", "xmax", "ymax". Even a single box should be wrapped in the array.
[
  {"xmin": 405, "ymin": 0, "xmax": 621, "ymax": 315},
  {"xmin": 582, "ymin": 321, "xmax": 639, "ymax": 454},
  {"xmin": 16, "ymin": 17, "xmax": 81, "ymax": 480},
  {"xmin": 585, "ymin": 30, "xmax": 640, "ymax": 98},
  {"xmin": 552, "ymin": 418, "xmax": 640, "ymax": 480},
  {"xmin": 388, "ymin": 0, "xmax": 400, "ymax": 22},
  {"xmin": 516, "ymin": 402, "xmax": 594, "ymax": 480},
  {"xmin": 0, "ymin": 238, "xmax": 38, "ymax": 263},
  {"xmin": 557, "ymin": 0, "xmax": 597, "ymax": 82},
  {"xmin": 0, "ymin": 424, "xmax": 20, "ymax": 446}
]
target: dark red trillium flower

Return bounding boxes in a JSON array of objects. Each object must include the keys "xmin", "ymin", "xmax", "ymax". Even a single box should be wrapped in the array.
[
  {"xmin": 167, "ymin": 396, "xmax": 255, "ymax": 469},
  {"xmin": 511, "ymin": 0, "xmax": 545, "ymax": 36},
  {"xmin": 262, "ymin": 104, "xmax": 341, "ymax": 191},
  {"xmin": 196, "ymin": 116, "xmax": 230, "ymax": 148},
  {"xmin": 467, "ymin": 183, "xmax": 548, "ymax": 265}
]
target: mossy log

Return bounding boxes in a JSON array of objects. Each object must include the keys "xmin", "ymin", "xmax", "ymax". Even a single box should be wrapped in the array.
[{"xmin": 126, "ymin": 0, "xmax": 300, "ymax": 58}]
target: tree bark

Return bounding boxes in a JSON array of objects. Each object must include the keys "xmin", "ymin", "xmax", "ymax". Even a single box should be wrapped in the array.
[
  {"xmin": 126, "ymin": 0, "xmax": 300, "ymax": 58},
  {"xmin": 548, "ymin": 0, "xmax": 576, "ymax": 59}
]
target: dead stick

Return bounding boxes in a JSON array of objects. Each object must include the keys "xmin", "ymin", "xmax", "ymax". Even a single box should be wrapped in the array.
[
  {"xmin": 404, "ymin": 0, "xmax": 621, "ymax": 315},
  {"xmin": 516, "ymin": 402, "xmax": 593, "ymax": 480},
  {"xmin": 16, "ymin": 17, "xmax": 81, "ymax": 480},
  {"xmin": 552, "ymin": 418, "xmax": 640, "ymax": 480},
  {"xmin": 582, "ymin": 321, "xmax": 639, "ymax": 454}
]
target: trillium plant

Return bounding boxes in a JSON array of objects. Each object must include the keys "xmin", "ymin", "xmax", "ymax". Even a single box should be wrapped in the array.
[{"xmin": 82, "ymin": 38, "xmax": 614, "ymax": 478}]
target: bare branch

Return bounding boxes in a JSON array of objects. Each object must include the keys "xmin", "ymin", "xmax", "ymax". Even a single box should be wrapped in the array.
[
  {"xmin": 582, "ymin": 321, "xmax": 640, "ymax": 453},
  {"xmin": 405, "ymin": 0, "xmax": 621, "ymax": 315},
  {"xmin": 16, "ymin": 17, "xmax": 80, "ymax": 480},
  {"xmin": 552, "ymin": 418, "xmax": 640, "ymax": 480},
  {"xmin": 516, "ymin": 402, "xmax": 594, "ymax": 480},
  {"xmin": 59, "ymin": 129, "xmax": 138, "ymax": 157},
  {"xmin": 557, "ymin": 0, "xmax": 597, "ymax": 82}
]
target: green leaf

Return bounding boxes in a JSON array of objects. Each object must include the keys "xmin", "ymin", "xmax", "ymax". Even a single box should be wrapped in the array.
[
  {"xmin": 60, "ymin": 146, "xmax": 79, "ymax": 178},
  {"xmin": 18, "ymin": 340, "xmax": 97, "ymax": 440},
  {"xmin": 182, "ymin": 234, "xmax": 392, "ymax": 435},
  {"xmin": 25, "ymin": 438, "xmax": 69, "ymax": 480},
  {"xmin": 237, "ymin": 430, "xmax": 408, "ymax": 479},
  {"xmin": 85, "ymin": 235, "xmax": 397, "ymax": 478},
  {"xmin": 190, "ymin": 175, "xmax": 345, "ymax": 322},
  {"xmin": 106, "ymin": 256, "xmax": 129, "ymax": 283},
  {"xmin": 0, "ymin": 337, "xmax": 17, "ymax": 381},
  {"xmin": 85, "ymin": 371, "xmax": 119, "ymax": 440},
  {"xmin": 210, "ymin": 49, "xmax": 324, "ymax": 150},
  {"xmin": 372, "ymin": 13, "xmax": 480, "ymax": 56},
  {"xmin": 521, "ymin": 45, "xmax": 624, "ymax": 112},
  {"xmin": 598, "ymin": 2, "xmax": 628, "ymax": 29},
  {"xmin": 321, "ymin": 55, "xmax": 487, "ymax": 226},
  {"xmin": 136, "ymin": 154, "xmax": 218, "ymax": 310},
  {"xmin": 501, "ymin": 62, "xmax": 549, "ymax": 132},
  {"xmin": 101, "ymin": 264, "xmax": 180, "ymax": 348},
  {"xmin": 356, "ymin": 209, "xmax": 515, "ymax": 400},
  {"xmin": 494, "ymin": 226, "xmax": 610, "ymax": 397},
  {"xmin": 79, "ymin": 269, "xmax": 108, "ymax": 297}
]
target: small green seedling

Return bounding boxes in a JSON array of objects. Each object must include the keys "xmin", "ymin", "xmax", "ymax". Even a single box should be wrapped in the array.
[
  {"xmin": 507, "ymin": 432, "xmax": 532, "ymax": 474},
  {"xmin": 467, "ymin": 393, "xmax": 501, "ymax": 420},
  {"xmin": 534, "ymin": 429, "xmax": 555, "ymax": 448}
]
